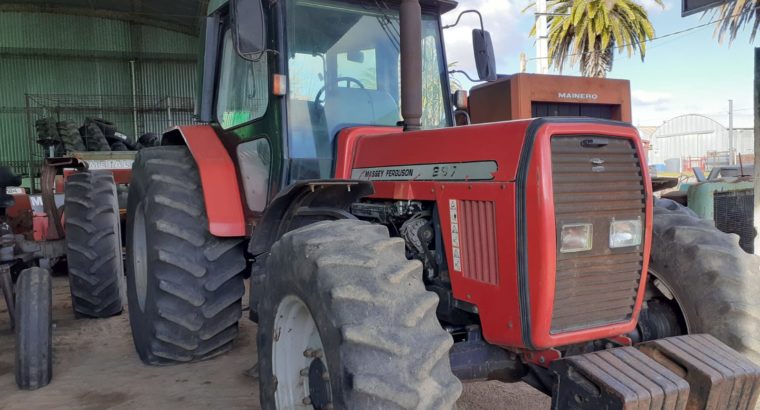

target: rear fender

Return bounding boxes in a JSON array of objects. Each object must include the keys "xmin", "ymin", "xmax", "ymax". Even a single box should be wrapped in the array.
[{"xmin": 161, "ymin": 126, "xmax": 247, "ymax": 237}]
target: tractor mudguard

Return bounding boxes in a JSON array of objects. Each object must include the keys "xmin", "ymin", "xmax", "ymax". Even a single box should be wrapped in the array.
[
  {"xmin": 247, "ymin": 180, "xmax": 374, "ymax": 256},
  {"xmin": 161, "ymin": 125, "xmax": 246, "ymax": 237}
]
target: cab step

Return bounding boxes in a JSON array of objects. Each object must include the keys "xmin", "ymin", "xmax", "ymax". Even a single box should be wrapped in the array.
[{"xmin": 549, "ymin": 334, "xmax": 760, "ymax": 410}]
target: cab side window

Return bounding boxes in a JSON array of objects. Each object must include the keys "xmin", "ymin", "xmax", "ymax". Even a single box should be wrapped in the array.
[{"xmin": 216, "ymin": 29, "xmax": 269, "ymax": 129}]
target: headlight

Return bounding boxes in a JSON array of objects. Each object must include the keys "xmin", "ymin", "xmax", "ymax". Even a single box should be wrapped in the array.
[
  {"xmin": 560, "ymin": 223, "xmax": 593, "ymax": 253},
  {"xmin": 609, "ymin": 218, "xmax": 643, "ymax": 248}
]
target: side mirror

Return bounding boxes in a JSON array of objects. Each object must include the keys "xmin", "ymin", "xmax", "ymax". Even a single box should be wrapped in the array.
[
  {"xmin": 472, "ymin": 29, "xmax": 496, "ymax": 82},
  {"xmin": 231, "ymin": 0, "xmax": 267, "ymax": 58}
]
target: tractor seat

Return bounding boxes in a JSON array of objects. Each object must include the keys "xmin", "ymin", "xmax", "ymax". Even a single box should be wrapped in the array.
[{"xmin": 0, "ymin": 166, "xmax": 21, "ymax": 209}]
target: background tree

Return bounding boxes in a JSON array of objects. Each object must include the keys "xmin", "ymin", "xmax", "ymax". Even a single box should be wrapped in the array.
[
  {"xmin": 713, "ymin": 0, "xmax": 760, "ymax": 43},
  {"xmin": 527, "ymin": 0, "xmax": 663, "ymax": 77}
]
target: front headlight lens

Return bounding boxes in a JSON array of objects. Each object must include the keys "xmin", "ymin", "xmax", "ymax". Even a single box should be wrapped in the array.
[
  {"xmin": 609, "ymin": 218, "xmax": 643, "ymax": 248},
  {"xmin": 560, "ymin": 223, "xmax": 593, "ymax": 253}
]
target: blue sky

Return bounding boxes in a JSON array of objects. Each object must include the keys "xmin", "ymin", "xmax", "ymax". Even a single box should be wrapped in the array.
[{"xmin": 442, "ymin": 0, "xmax": 757, "ymax": 128}]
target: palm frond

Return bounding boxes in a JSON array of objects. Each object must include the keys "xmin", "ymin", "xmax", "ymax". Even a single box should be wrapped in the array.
[{"xmin": 529, "ymin": 0, "xmax": 660, "ymax": 76}]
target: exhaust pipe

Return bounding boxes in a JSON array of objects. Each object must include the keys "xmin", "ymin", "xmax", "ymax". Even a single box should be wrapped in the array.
[{"xmin": 400, "ymin": 0, "xmax": 422, "ymax": 131}]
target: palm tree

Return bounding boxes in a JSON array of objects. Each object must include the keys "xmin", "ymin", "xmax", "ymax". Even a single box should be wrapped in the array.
[
  {"xmin": 713, "ymin": 0, "xmax": 760, "ymax": 43},
  {"xmin": 527, "ymin": 0, "xmax": 662, "ymax": 77}
]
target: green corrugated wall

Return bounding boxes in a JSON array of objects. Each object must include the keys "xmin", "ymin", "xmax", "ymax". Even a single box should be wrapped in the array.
[{"xmin": 0, "ymin": 11, "xmax": 199, "ymax": 176}]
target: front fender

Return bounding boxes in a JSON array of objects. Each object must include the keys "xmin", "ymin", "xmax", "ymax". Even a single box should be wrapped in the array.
[{"xmin": 247, "ymin": 180, "xmax": 373, "ymax": 256}]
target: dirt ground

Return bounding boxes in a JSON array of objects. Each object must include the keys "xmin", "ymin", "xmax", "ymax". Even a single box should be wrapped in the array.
[{"xmin": 0, "ymin": 276, "xmax": 549, "ymax": 410}]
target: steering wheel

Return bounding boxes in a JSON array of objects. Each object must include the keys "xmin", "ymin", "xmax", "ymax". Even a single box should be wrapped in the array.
[{"xmin": 314, "ymin": 76, "xmax": 366, "ymax": 107}]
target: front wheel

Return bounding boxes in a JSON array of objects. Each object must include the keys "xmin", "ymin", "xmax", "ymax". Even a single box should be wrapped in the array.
[
  {"xmin": 640, "ymin": 198, "xmax": 760, "ymax": 364},
  {"xmin": 257, "ymin": 219, "xmax": 462, "ymax": 410}
]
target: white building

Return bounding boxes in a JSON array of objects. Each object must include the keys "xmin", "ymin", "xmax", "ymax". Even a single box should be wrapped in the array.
[{"xmin": 644, "ymin": 114, "xmax": 753, "ymax": 171}]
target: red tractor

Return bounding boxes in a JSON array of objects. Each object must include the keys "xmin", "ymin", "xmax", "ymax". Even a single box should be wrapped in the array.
[{"xmin": 124, "ymin": 0, "xmax": 760, "ymax": 408}]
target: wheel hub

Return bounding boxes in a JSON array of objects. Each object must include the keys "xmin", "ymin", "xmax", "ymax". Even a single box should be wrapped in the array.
[{"xmin": 272, "ymin": 295, "xmax": 332, "ymax": 409}]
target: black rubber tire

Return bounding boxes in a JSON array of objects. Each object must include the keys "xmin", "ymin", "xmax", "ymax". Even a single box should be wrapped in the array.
[
  {"xmin": 648, "ymin": 198, "xmax": 760, "ymax": 364},
  {"xmin": 15, "ymin": 267, "xmax": 52, "ymax": 390},
  {"xmin": 83, "ymin": 122, "xmax": 111, "ymax": 152},
  {"xmin": 64, "ymin": 171, "xmax": 125, "ymax": 318},
  {"xmin": 258, "ymin": 219, "xmax": 462, "ymax": 410},
  {"xmin": 126, "ymin": 146, "xmax": 246, "ymax": 365},
  {"xmin": 56, "ymin": 120, "xmax": 86, "ymax": 152}
]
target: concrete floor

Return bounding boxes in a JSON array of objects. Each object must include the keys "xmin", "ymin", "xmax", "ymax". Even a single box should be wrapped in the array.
[{"xmin": 0, "ymin": 276, "xmax": 549, "ymax": 410}]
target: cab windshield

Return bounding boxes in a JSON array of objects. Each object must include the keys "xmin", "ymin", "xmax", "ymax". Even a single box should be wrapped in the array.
[{"xmin": 286, "ymin": 0, "xmax": 450, "ymax": 179}]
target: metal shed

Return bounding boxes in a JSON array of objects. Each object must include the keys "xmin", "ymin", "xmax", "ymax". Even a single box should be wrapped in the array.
[
  {"xmin": 0, "ymin": 1, "xmax": 206, "ymax": 177},
  {"xmin": 647, "ymin": 114, "xmax": 753, "ymax": 170}
]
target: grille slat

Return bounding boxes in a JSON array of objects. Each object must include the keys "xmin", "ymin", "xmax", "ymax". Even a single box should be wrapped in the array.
[
  {"xmin": 553, "ymin": 174, "xmax": 644, "ymax": 183},
  {"xmin": 556, "ymin": 251, "xmax": 641, "ymax": 266},
  {"xmin": 554, "ymin": 182, "xmax": 644, "ymax": 193},
  {"xmin": 556, "ymin": 201, "xmax": 644, "ymax": 214},
  {"xmin": 550, "ymin": 136, "xmax": 646, "ymax": 333},
  {"xmin": 459, "ymin": 200, "xmax": 499, "ymax": 285},
  {"xmin": 554, "ymin": 192, "xmax": 645, "ymax": 204},
  {"xmin": 554, "ymin": 278, "xmax": 641, "ymax": 300}
]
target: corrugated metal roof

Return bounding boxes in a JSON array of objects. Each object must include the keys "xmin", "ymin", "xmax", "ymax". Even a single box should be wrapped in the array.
[{"xmin": 0, "ymin": 0, "xmax": 209, "ymax": 35}]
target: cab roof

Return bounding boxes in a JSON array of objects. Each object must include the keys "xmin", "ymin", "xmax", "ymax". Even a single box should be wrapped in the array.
[{"xmin": 208, "ymin": 0, "xmax": 458, "ymax": 16}]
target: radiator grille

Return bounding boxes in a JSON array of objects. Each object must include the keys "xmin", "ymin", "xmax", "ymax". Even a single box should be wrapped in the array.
[
  {"xmin": 550, "ymin": 136, "xmax": 646, "ymax": 333},
  {"xmin": 459, "ymin": 200, "xmax": 499, "ymax": 285},
  {"xmin": 714, "ymin": 189, "xmax": 754, "ymax": 254}
]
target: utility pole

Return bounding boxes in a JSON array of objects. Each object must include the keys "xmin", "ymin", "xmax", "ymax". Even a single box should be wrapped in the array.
[
  {"xmin": 753, "ymin": 48, "xmax": 760, "ymax": 255},
  {"xmin": 536, "ymin": 0, "xmax": 549, "ymax": 74},
  {"xmin": 729, "ymin": 99, "xmax": 735, "ymax": 165}
]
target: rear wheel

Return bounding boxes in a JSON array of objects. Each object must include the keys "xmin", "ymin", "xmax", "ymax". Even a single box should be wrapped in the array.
[
  {"xmin": 15, "ymin": 267, "xmax": 52, "ymax": 390},
  {"xmin": 64, "ymin": 171, "xmax": 125, "ymax": 318},
  {"xmin": 640, "ymin": 198, "xmax": 760, "ymax": 364},
  {"xmin": 258, "ymin": 219, "xmax": 462, "ymax": 410},
  {"xmin": 126, "ymin": 146, "xmax": 246, "ymax": 365}
]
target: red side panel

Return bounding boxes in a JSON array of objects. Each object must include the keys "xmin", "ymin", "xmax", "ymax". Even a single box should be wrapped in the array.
[
  {"xmin": 334, "ymin": 126, "xmax": 401, "ymax": 179},
  {"xmin": 435, "ymin": 183, "xmax": 524, "ymax": 346},
  {"xmin": 171, "ymin": 125, "xmax": 246, "ymax": 237},
  {"xmin": 338, "ymin": 121, "xmax": 530, "ymax": 182}
]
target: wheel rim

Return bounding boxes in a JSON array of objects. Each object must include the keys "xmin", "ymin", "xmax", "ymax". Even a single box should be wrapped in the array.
[
  {"xmin": 272, "ymin": 295, "xmax": 332, "ymax": 409},
  {"xmin": 132, "ymin": 201, "xmax": 148, "ymax": 312}
]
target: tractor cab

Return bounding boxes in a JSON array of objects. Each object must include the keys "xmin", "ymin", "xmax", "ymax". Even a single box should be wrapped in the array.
[
  {"xmin": 197, "ymin": 0, "xmax": 493, "ymax": 212},
  {"xmin": 196, "ymin": 0, "xmax": 485, "ymax": 206}
]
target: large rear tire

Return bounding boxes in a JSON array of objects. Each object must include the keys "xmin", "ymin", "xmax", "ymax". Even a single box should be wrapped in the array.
[
  {"xmin": 645, "ymin": 198, "xmax": 760, "ymax": 364},
  {"xmin": 64, "ymin": 171, "xmax": 125, "ymax": 318},
  {"xmin": 15, "ymin": 267, "xmax": 52, "ymax": 390},
  {"xmin": 258, "ymin": 219, "xmax": 462, "ymax": 410},
  {"xmin": 126, "ymin": 146, "xmax": 246, "ymax": 365}
]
